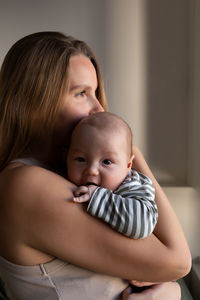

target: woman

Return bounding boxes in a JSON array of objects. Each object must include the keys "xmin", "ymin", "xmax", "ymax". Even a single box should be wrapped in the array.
[{"xmin": 0, "ymin": 32, "xmax": 190, "ymax": 299}]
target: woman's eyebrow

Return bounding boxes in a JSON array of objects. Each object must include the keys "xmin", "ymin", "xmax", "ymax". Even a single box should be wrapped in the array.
[{"xmin": 69, "ymin": 84, "xmax": 90, "ymax": 92}]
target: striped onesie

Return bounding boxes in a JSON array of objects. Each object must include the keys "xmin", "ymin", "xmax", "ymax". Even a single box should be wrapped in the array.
[{"xmin": 87, "ymin": 170, "xmax": 158, "ymax": 239}]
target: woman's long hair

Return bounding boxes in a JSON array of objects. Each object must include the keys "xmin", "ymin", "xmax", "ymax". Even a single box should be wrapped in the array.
[{"xmin": 0, "ymin": 31, "xmax": 107, "ymax": 170}]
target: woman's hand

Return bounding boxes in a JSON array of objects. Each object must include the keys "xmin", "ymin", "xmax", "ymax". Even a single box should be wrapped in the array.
[
  {"xmin": 122, "ymin": 282, "xmax": 181, "ymax": 300},
  {"xmin": 129, "ymin": 280, "xmax": 160, "ymax": 287}
]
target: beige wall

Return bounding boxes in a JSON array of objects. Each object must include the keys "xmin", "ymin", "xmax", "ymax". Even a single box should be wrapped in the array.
[
  {"xmin": 188, "ymin": 0, "xmax": 200, "ymax": 191},
  {"xmin": 0, "ymin": 0, "xmax": 199, "ymax": 256},
  {"xmin": 104, "ymin": 0, "xmax": 148, "ymax": 156},
  {"xmin": 0, "ymin": 0, "xmax": 106, "ymax": 68},
  {"xmin": 164, "ymin": 187, "xmax": 200, "ymax": 258}
]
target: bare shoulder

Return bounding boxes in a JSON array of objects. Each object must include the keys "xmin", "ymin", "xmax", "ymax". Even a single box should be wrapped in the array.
[
  {"xmin": 2, "ymin": 164, "xmax": 75, "ymax": 196},
  {"xmin": 1, "ymin": 164, "xmax": 76, "ymax": 225},
  {"xmin": 0, "ymin": 165, "xmax": 76, "ymax": 263}
]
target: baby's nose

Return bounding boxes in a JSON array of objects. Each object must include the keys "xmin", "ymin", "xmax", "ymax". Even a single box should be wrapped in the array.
[{"xmin": 85, "ymin": 164, "xmax": 99, "ymax": 176}]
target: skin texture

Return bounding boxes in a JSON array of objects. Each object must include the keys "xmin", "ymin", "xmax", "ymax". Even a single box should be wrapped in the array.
[{"xmin": 0, "ymin": 54, "xmax": 191, "ymax": 299}]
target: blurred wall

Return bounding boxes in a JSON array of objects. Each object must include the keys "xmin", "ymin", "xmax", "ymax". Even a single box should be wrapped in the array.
[
  {"xmin": 105, "ymin": 0, "xmax": 190, "ymax": 186},
  {"xmin": 105, "ymin": 0, "xmax": 199, "ymax": 189},
  {"xmin": 0, "ymin": 0, "xmax": 106, "ymax": 68},
  {"xmin": 188, "ymin": 0, "xmax": 200, "ymax": 192}
]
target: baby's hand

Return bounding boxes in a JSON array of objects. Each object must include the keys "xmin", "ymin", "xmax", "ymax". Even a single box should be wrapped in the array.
[{"xmin": 73, "ymin": 185, "xmax": 97, "ymax": 203}]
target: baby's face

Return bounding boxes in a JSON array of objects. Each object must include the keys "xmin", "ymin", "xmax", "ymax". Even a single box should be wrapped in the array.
[{"xmin": 67, "ymin": 125, "xmax": 133, "ymax": 191}]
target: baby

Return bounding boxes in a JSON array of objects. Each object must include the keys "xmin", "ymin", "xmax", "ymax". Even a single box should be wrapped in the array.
[{"xmin": 67, "ymin": 112, "xmax": 158, "ymax": 239}]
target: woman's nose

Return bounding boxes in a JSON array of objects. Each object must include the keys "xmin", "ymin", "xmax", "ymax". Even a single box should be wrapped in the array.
[{"xmin": 89, "ymin": 98, "xmax": 104, "ymax": 115}]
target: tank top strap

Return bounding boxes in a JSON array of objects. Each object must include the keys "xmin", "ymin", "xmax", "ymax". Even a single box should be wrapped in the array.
[
  {"xmin": 10, "ymin": 158, "xmax": 47, "ymax": 168},
  {"xmin": 11, "ymin": 158, "xmax": 40, "ymax": 166}
]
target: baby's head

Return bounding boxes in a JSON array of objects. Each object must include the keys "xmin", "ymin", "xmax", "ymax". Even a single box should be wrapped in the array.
[{"xmin": 67, "ymin": 112, "xmax": 134, "ymax": 191}]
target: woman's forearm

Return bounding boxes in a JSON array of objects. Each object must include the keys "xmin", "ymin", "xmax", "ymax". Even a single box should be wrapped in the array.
[{"xmin": 132, "ymin": 146, "xmax": 191, "ymax": 277}]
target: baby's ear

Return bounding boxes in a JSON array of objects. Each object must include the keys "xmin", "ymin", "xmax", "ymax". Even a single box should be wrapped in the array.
[{"xmin": 127, "ymin": 154, "xmax": 135, "ymax": 169}]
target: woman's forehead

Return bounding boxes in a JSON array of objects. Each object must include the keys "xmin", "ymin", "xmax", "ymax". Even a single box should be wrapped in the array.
[{"xmin": 68, "ymin": 55, "xmax": 97, "ymax": 88}]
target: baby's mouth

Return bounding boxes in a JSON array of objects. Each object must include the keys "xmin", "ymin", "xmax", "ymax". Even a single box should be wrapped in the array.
[{"xmin": 86, "ymin": 182, "xmax": 98, "ymax": 186}]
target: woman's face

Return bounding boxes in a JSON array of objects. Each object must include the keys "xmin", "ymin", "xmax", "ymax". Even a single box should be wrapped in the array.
[{"xmin": 54, "ymin": 54, "xmax": 104, "ymax": 146}]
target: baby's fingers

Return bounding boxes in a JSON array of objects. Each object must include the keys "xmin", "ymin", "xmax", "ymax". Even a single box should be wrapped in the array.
[
  {"xmin": 73, "ymin": 193, "xmax": 90, "ymax": 203},
  {"xmin": 74, "ymin": 186, "xmax": 88, "ymax": 197},
  {"xmin": 73, "ymin": 194, "xmax": 90, "ymax": 203}
]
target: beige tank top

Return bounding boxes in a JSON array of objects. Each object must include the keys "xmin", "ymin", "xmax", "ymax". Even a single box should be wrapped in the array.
[
  {"xmin": 0, "ymin": 255, "xmax": 127, "ymax": 300},
  {"xmin": 0, "ymin": 158, "xmax": 128, "ymax": 299}
]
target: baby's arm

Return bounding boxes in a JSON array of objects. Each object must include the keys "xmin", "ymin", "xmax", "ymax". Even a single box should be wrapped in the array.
[
  {"xmin": 73, "ymin": 171, "xmax": 158, "ymax": 239},
  {"xmin": 87, "ymin": 171, "xmax": 157, "ymax": 239}
]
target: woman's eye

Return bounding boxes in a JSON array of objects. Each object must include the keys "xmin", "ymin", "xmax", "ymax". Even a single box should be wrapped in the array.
[
  {"xmin": 75, "ymin": 157, "xmax": 85, "ymax": 162},
  {"xmin": 103, "ymin": 159, "xmax": 112, "ymax": 165},
  {"xmin": 77, "ymin": 91, "xmax": 86, "ymax": 97}
]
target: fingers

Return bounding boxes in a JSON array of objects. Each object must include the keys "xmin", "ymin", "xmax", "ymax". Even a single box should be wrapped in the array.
[
  {"xmin": 73, "ymin": 193, "xmax": 90, "ymax": 203},
  {"xmin": 129, "ymin": 280, "xmax": 158, "ymax": 287},
  {"xmin": 73, "ymin": 186, "xmax": 89, "ymax": 197},
  {"xmin": 73, "ymin": 185, "xmax": 97, "ymax": 203},
  {"xmin": 73, "ymin": 186, "xmax": 90, "ymax": 203}
]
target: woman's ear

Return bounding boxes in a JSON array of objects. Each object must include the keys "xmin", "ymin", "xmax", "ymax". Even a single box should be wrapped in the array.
[{"xmin": 127, "ymin": 154, "xmax": 135, "ymax": 169}]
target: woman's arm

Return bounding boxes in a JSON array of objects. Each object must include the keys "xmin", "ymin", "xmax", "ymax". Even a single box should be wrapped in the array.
[
  {"xmin": 131, "ymin": 145, "xmax": 191, "ymax": 272},
  {"xmin": 7, "ymin": 151, "xmax": 191, "ymax": 282}
]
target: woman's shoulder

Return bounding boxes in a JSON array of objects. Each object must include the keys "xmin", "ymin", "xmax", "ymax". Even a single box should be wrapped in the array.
[
  {"xmin": 1, "ymin": 165, "xmax": 77, "ymax": 227},
  {"xmin": 0, "ymin": 163, "xmax": 76, "ymax": 230},
  {"xmin": 1, "ymin": 163, "xmax": 75, "ymax": 198},
  {"xmin": 0, "ymin": 164, "xmax": 76, "ymax": 264}
]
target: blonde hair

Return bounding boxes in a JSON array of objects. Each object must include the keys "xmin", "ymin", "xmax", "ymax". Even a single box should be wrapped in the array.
[{"xmin": 0, "ymin": 31, "xmax": 107, "ymax": 170}]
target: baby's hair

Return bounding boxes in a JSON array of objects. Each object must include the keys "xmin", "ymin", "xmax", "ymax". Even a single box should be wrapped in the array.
[{"xmin": 73, "ymin": 112, "xmax": 133, "ymax": 158}]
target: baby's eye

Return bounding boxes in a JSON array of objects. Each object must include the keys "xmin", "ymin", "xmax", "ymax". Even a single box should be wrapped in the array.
[
  {"xmin": 75, "ymin": 157, "xmax": 85, "ymax": 162},
  {"xmin": 103, "ymin": 159, "xmax": 112, "ymax": 165}
]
